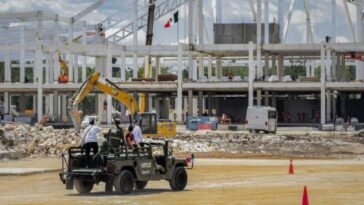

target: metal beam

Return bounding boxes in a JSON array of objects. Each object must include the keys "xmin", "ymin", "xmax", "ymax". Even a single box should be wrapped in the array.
[
  {"xmin": 283, "ymin": 0, "xmax": 296, "ymax": 42},
  {"xmin": 72, "ymin": 0, "xmax": 108, "ymax": 23}
]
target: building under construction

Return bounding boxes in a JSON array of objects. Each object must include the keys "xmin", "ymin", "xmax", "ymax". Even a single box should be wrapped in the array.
[{"xmin": 0, "ymin": 0, "xmax": 364, "ymax": 127}]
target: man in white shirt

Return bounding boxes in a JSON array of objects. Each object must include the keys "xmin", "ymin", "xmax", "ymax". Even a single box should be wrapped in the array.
[
  {"xmin": 131, "ymin": 125, "xmax": 143, "ymax": 144},
  {"xmin": 80, "ymin": 119, "xmax": 101, "ymax": 159}
]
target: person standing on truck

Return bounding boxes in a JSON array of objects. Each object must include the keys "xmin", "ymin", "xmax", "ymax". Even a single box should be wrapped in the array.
[
  {"xmin": 132, "ymin": 124, "xmax": 143, "ymax": 144},
  {"xmin": 125, "ymin": 125, "xmax": 139, "ymax": 149},
  {"xmin": 80, "ymin": 119, "xmax": 101, "ymax": 160}
]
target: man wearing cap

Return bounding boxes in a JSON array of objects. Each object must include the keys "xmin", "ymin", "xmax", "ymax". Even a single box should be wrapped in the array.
[{"xmin": 80, "ymin": 118, "xmax": 101, "ymax": 160}]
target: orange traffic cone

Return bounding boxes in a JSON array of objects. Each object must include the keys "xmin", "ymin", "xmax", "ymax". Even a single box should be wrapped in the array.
[
  {"xmin": 302, "ymin": 186, "xmax": 309, "ymax": 205},
  {"xmin": 289, "ymin": 159, "xmax": 294, "ymax": 174}
]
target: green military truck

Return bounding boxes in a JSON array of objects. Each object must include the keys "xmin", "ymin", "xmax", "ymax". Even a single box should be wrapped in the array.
[{"xmin": 59, "ymin": 128, "xmax": 189, "ymax": 194}]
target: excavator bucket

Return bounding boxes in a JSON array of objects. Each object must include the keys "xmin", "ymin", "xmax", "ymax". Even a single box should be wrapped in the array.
[{"xmin": 69, "ymin": 107, "xmax": 82, "ymax": 132}]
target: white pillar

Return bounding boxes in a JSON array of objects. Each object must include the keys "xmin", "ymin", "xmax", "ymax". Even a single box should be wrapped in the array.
[
  {"xmin": 155, "ymin": 56, "xmax": 160, "ymax": 81},
  {"xmin": 176, "ymin": 43, "xmax": 183, "ymax": 122},
  {"xmin": 320, "ymin": 45, "xmax": 326, "ymax": 125},
  {"xmin": 4, "ymin": 92, "xmax": 9, "ymax": 113},
  {"xmin": 53, "ymin": 15, "xmax": 60, "ymax": 83},
  {"xmin": 61, "ymin": 95, "xmax": 67, "ymax": 122},
  {"xmin": 20, "ymin": 24, "xmax": 25, "ymax": 83},
  {"xmin": 198, "ymin": 55, "xmax": 204, "ymax": 79},
  {"xmin": 144, "ymin": 56, "xmax": 149, "ymax": 78},
  {"xmin": 68, "ymin": 22, "xmax": 74, "ymax": 82},
  {"xmin": 330, "ymin": 0, "xmax": 336, "ymax": 42},
  {"xmin": 277, "ymin": 55, "xmax": 283, "ymax": 81},
  {"xmin": 326, "ymin": 90, "xmax": 331, "ymax": 122},
  {"xmin": 264, "ymin": 0, "xmax": 269, "ymax": 44},
  {"xmin": 4, "ymin": 50, "xmax": 10, "ymax": 83},
  {"xmin": 188, "ymin": 0, "xmax": 194, "ymax": 80},
  {"xmin": 256, "ymin": 0, "xmax": 262, "ymax": 79},
  {"xmin": 120, "ymin": 47, "xmax": 126, "ymax": 82},
  {"xmin": 106, "ymin": 45, "xmax": 113, "ymax": 124},
  {"xmin": 207, "ymin": 55, "xmax": 212, "ymax": 79},
  {"xmin": 197, "ymin": 0, "xmax": 203, "ymax": 44},
  {"xmin": 133, "ymin": 0, "xmax": 138, "ymax": 79},
  {"xmin": 257, "ymin": 90, "xmax": 262, "ymax": 106},
  {"xmin": 36, "ymin": 45, "xmax": 43, "ymax": 122},
  {"xmin": 326, "ymin": 48, "xmax": 332, "ymax": 82},
  {"xmin": 81, "ymin": 21, "xmax": 87, "ymax": 82},
  {"xmin": 277, "ymin": 0, "xmax": 284, "ymax": 41},
  {"xmin": 214, "ymin": 0, "xmax": 222, "ymax": 23},
  {"xmin": 264, "ymin": 90, "xmax": 269, "ymax": 106},
  {"xmin": 356, "ymin": 5, "xmax": 364, "ymax": 80},
  {"xmin": 248, "ymin": 42, "xmax": 255, "ymax": 107}
]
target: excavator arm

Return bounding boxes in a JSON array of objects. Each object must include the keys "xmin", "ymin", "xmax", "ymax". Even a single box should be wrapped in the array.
[{"xmin": 69, "ymin": 72, "xmax": 139, "ymax": 132}]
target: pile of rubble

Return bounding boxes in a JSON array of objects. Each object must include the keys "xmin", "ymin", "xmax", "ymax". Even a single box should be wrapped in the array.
[
  {"xmin": 172, "ymin": 130, "xmax": 364, "ymax": 158},
  {"xmin": 0, "ymin": 123, "xmax": 79, "ymax": 159},
  {"xmin": 1, "ymin": 123, "xmax": 364, "ymax": 159}
]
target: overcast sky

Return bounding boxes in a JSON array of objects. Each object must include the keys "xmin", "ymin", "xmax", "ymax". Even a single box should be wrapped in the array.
[{"xmin": 0, "ymin": 0, "xmax": 359, "ymax": 44}]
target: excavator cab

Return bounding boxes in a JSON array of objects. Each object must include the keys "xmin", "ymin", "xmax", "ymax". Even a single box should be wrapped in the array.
[{"xmin": 139, "ymin": 112, "xmax": 158, "ymax": 135}]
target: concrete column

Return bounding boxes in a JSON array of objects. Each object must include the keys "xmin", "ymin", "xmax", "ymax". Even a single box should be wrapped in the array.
[
  {"xmin": 306, "ymin": 61, "xmax": 311, "ymax": 77},
  {"xmin": 277, "ymin": 55, "xmax": 283, "ymax": 81},
  {"xmin": 155, "ymin": 97, "xmax": 160, "ymax": 119},
  {"xmin": 257, "ymin": 90, "xmax": 262, "ymax": 106},
  {"xmin": 188, "ymin": 0, "xmax": 194, "ymax": 80},
  {"xmin": 331, "ymin": 0, "xmax": 336, "ymax": 42},
  {"xmin": 73, "ymin": 55, "xmax": 78, "ymax": 83},
  {"xmin": 183, "ymin": 97, "xmax": 188, "ymax": 121},
  {"xmin": 214, "ymin": 0, "xmax": 222, "ymax": 24},
  {"xmin": 176, "ymin": 44, "xmax": 183, "ymax": 122},
  {"xmin": 248, "ymin": 42, "xmax": 255, "ymax": 107},
  {"xmin": 95, "ymin": 57, "xmax": 106, "ymax": 76},
  {"xmin": 216, "ymin": 56, "xmax": 222, "ymax": 79},
  {"xmin": 53, "ymin": 91, "xmax": 58, "ymax": 121},
  {"xmin": 207, "ymin": 55, "xmax": 212, "ymax": 79},
  {"xmin": 208, "ymin": 93, "xmax": 212, "ymax": 116},
  {"xmin": 198, "ymin": 55, "xmax": 204, "ymax": 79},
  {"xmin": 81, "ymin": 21, "xmax": 87, "ymax": 82},
  {"xmin": 197, "ymin": 0, "xmax": 203, "ymax": 44},
  {"xmin": 188, "ymin": 89, "xmax": 193, "ymax": 117},
  {"xmin": 98, "ymin": 94, "xmax": 106, "ymax": 123},
  {"xmin": 35, "ymin": 42, "xmax": 43, "ymax": 122},
  {"xmin": 198, "ymin": 91, "xmax": 203, "ymax": 115},
  {"xmin": 326, "ymin": 90, "xmax": 331, "ymax": 122},
  {"xmin": 311, "ymin": 61, "xmax": 315, "ymax": 77},
  {"xmin": 256, "ymin": 0, "xmax": 262, "ymax": 79},
  {"xmin": 4, "ymin": 92, "xmax": 9, "ymax": 113},
  {"xmin": 264, "ymin": 90, "xmax": 269, "ymax": 106},
  {"xmin": 68, "ymin": 22, "xmax": 74, "ymax": 82},
  {"xmin": 48, "ymin": 94, "xmax": 53, "ymax": 120},
  {"xmin": 320, "ymin": 45, "xmax": 326, "ymax": 125},
  {"xmin": 53, "ymin": 15, "xmax": 60, "ymax": 83},
  {"xmin": 155, "ymin": 56, "xmax": 160, "ymax": 81}
]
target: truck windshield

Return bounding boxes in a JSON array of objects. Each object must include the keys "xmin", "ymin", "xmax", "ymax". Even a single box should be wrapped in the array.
[{"xmin": 268, "ymin": 111, "xmax": 276, "ymax": 119}]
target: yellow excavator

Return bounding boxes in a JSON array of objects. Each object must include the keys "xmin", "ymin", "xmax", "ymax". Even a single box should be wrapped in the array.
[{"xmin": 68, "ymin": 72, "xmax": 176, "ymax": 137}]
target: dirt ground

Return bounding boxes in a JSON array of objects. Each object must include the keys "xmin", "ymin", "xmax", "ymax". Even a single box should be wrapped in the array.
[{"xmin": 1, "ymin": 158, "xmax": 364, "ymax": 205}]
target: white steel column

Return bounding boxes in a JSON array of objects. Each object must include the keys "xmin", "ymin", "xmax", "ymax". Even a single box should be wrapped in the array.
[
  {"xmin": 264, "ymin": 0, "xmax": 269, "ymax": 44},
  {"xmin": 133, "ymin": 0, "xmax": 138, "ymax": 78},
  {"xmin": 155, "ymin": 56, "xmax": 160, "ymax": 81},
  {"xmin": 248, "ymin": 42, "xmax": 255, "ymax": 107},
  {"xmin": 4, "ymin": 92, "xmax": 9, "ymax": 113},
  {"xmin": 120, "ymin": 47, "xmax": 126, "ymax": 82},
  {"xmin": 320, "ymin": 45, "xmax": 326, "ymax": 125},
  {"xmin": 53, "ymin": 15, "xmax": 60, "ymax": 83},
  {"xmin": 176, "ymin": 43, "xmax": 183, "ymax": 122},
  {"xmin": 198, "ymin": 55, "xmax": 204, "ymax": 79},
  {"xmin": 277, "ymin": 0, "xmax": 284, "ymax": 40},
  {"xmin": 207, "ymin": 55, "xmax": 212, "ymax": 79},
  {"xmin": 256, "ymin": 0, "xmax": 263, "ymax": 79},
  {"xmin": 356, "ymin": 4, "xmax": 364, "ymax": 80},
  {"xmin": 331, "ymin": 0, "xmax": 336, "ymax": 42},
  {"xmin": 68, "ymin": 22, "xmax": 74, "ymax": 82},
  {"xmin": 4, "ymin": 49, "xmax": 10, "ymax": 83},
  {"xmin": 81, "ymin": 21, "xmax": 87, "ymax": 82},
  {"xmin": 20, "ymin": 24, "xmax": 25, "ymax": 83},
  {"xmin": 106, "ymin": 45, "xmax": 113, "ymax": 124}
]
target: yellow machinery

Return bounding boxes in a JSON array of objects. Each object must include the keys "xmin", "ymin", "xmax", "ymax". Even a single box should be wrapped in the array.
[{"xmin": 68, "ymin": 72, "xmax": 176, "ymax": 137}]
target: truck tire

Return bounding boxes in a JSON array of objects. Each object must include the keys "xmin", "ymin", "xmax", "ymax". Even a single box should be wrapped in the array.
[
  {"xmin": 169, "ymin": 167, "xmax": 187, "ymax": 191},
  {"xmin": 135, "ymin": 181, "xmax": 148, "ymax": 190},
  {"xmin": 74, "ymin": 180, "xmax": 94, "ymax": 194},
  {"xmin": 114, "ymin": 170, "xmax": 134, "ymax": 194}
]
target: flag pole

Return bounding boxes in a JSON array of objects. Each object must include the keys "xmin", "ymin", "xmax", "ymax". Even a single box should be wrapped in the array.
[{"xmin": 177, "ymin": 17, "xmax": 180, "ymax": 43}]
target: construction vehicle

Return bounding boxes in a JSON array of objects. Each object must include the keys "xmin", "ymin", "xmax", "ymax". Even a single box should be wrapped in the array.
[
  {"xmin": 59, "ymin": 126, "xmax": 189, "ymax": 194},
  {"xmin": 68, "ymin": 72, "xmax": 176, "ymax": 137}
]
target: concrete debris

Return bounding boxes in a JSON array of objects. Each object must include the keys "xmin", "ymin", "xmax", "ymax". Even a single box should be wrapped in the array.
[{"xmin": 1, "ymin": 122, "xmax": 364, "ymax": 159}]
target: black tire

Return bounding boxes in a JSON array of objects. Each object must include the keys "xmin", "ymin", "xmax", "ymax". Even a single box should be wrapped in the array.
[
  {"xmin": 114, "ymin": 170, "xmax": 134, "ymax": 194},
  {"xmin": 135, "ymin": 181, "xmax": 148, "ymax": 190},
  {"xmin": 74, "ymin": 180, "xmax": 94, "ymax": 194},
  {"xmin": 169, "ymin": 167, "xmax": 187, "ymax": 191}
]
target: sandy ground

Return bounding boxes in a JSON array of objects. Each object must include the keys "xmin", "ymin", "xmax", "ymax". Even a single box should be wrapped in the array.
[{"xmin": 0, "ymin": 158, "xmax": 364, "ymax": 205}]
